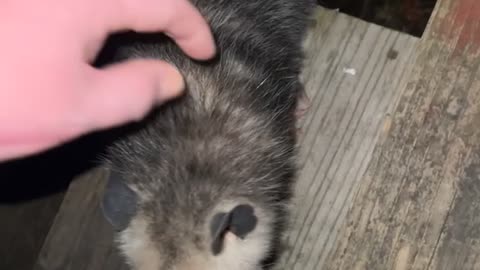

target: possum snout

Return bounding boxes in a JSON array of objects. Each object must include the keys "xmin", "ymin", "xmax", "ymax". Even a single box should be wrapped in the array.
[{"xmin": 204, "ymin": 200, "xmax": 274, "ymax": 270}]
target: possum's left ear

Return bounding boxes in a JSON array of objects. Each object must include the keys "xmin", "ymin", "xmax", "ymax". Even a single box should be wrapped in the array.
[{"xmin": 101, "ymin": 169, "xmax": 138, "ymax": 232}]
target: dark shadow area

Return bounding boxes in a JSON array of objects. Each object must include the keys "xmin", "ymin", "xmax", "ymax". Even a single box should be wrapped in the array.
[
  {"xmin": 0, "ymin": 128, "xmax": 121, "ymax": 204},
  {"xmin": 318, "ymin": 0, "xmax": 437, "ymax": 37}
]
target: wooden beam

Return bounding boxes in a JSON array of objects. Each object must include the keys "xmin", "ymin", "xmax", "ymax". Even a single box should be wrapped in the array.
[{"xmin": 324, "ymin": 0, "xmax": 480, "ymax": 269}]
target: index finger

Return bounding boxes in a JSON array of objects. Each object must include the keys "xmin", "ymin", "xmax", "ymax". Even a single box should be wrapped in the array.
[{"xmin": 105, "ymin": 0, "xmax": 216, "ymax": 60}]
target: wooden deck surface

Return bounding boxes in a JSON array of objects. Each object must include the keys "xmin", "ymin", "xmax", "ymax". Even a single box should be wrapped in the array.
[
  {"xmin": 7, "ymin": 1, "xmax": 479, "ymax": 269},
  {"xmin": 278, "ymin": 8, "xmax": 418, "ymax": 270},
  {"xmin": 323, "ymin": 0, "xmax": 480, "ymax": 269}
]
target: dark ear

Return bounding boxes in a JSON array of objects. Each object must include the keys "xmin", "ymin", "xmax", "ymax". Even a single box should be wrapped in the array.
[
  {"xmin": 209, "ymin": 204, "xmax": 258, "ymax": 255},
  {"xmin": 101, "ymin": 170, "xmax": 138, "ymax": 232}
]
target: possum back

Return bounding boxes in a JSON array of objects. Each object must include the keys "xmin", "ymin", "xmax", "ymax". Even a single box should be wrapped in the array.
[{"xmin": 101, "ymin": 1, "xmax": 314, "ymax": 269}]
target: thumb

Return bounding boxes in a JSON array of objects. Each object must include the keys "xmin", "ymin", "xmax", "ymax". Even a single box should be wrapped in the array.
[{"xmin": 76, "ymin": 59, "xmax": 185, "ymax": 132}]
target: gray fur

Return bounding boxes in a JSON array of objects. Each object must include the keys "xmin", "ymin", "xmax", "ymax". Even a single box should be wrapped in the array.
[{"xmin": 101, "ymin": 0, "xmax": 314, "ymax": 269}]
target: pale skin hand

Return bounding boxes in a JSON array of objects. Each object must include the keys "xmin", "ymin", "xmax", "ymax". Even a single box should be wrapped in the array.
[{"xmin": 0, "ymin": 0, "xmax": 216, "ymax": 162}]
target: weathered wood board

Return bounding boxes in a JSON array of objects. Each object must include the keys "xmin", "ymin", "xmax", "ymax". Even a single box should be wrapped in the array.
[
  {"xmin": 322, "ymin": 0, "xmax": 480, "ymax": 269},
  {"xmin": 33, "ymin": 7, "xmax": 419, "ymax": 270},
  {"xmin": 278, "ymin": 8, "xmax": 418, "ymax": 270}
]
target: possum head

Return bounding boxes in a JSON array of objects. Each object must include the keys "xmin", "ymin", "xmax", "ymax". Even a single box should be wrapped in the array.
[{"xmin": 102, "ymin": 170, "xmax": 275, "ymax": 270}]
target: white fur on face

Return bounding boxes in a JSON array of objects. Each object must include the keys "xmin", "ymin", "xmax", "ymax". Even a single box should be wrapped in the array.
[
  {"xmin": 118, "ymin": 201, "xmax": 273, "ymax": 270},
  {"xmin": 119, "ymin": 216, "xmax": 162, "ymax": 270},
  {"xmin": 208, "ymin": 201, "xmax": 273, "ymax": 270}
]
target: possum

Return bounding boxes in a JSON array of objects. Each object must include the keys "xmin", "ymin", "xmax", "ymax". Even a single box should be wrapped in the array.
[{"xmin": 100, "ymin": 0, "xmax": 314, "ymax": 269}]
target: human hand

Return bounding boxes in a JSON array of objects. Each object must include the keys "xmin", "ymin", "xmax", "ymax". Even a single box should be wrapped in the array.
[{"xmin": 0, "ymin": 0, "xmax": 215, "ymax": 162}]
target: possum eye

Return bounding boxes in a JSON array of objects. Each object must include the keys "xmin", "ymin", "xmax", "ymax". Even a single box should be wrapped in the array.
[
  {"xmin": 101, "ymin": 170, "xmax": 138, "ymax": 232},
  {"xmin": 210, "ymin": 204, "xmax": 258, "ymax": 255}
]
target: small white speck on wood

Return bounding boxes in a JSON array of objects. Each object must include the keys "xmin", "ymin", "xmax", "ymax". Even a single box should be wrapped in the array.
[{"xmin": 342, "ymin": 67, "xmax": 357, "ymax": 75}]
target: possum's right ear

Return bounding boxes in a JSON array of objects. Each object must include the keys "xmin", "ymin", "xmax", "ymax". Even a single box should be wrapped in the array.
[{"xmin": 101, "ymin": 170, "xmax": 138, "ymax": 232}]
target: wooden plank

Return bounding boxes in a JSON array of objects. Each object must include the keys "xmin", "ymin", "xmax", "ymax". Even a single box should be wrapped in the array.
[
  {"xmin": 322, "ymin": 0, "xmax": 480, "ymax": 269},
  {"xmin": 0, "ymin": 194, "xmax": 64, "ymax": 270},
  {"xmin": 33, "ymin": 167, "xmax": 128, "ymax": 270},
  {"xmin": 34, "ymin": 7, "xmax": 419, "ymax": 270},
  {"xmin": 278, "ymin": 8, "xmax": 418, "ymax": 270}
]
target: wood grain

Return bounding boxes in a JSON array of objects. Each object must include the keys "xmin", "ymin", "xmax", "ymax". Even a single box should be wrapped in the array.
[
  {"xmin": 278, "ymin": 8, "xmax": 418, "ymax": 270},
  {"xmin": 323, "ymin": 0, "xmax": 480, "ymax": 269}
]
